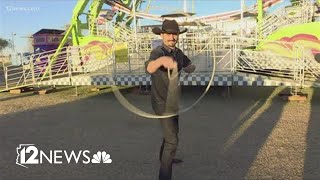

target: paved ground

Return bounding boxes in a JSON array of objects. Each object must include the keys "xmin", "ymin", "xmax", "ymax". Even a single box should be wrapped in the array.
[{"xmin": 0, "ymin": 86, "xmax": 320, "ymax": 180}]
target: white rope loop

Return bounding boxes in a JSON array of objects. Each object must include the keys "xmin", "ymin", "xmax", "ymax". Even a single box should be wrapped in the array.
[
  {"xmin": 111, "ymin": 11, "xmax": 216, "ymax": 119},
  {"xmin": 111, "ymin": 48, "xmax": 216, "ymax": 119}
]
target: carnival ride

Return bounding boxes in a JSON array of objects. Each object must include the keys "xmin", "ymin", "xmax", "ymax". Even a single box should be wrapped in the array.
[{"xmin": 0, "ymin": 0, "xmax": 319, "ymax": 95}]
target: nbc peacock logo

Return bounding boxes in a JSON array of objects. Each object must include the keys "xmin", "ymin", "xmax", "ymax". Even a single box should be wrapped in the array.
[{"xmin": 91, "ymin": 151, "xmax": 112, "ymax": 164}]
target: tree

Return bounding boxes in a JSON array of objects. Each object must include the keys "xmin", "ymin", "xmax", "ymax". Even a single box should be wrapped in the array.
[{"xmin": 0, "ymin": 38, "xmax": 10, "ymax": 52}]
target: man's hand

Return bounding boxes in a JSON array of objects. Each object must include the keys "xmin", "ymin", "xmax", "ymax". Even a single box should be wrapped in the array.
[
  {"xmin": 161, "ymin": 56, "xmax": 177, "ymax": 70},
  {"xmin": 146, "ymin": 56, "xmax": 177, "ymax": 74}
]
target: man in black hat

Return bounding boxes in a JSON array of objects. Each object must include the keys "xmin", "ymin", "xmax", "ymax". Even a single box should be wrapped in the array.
[{"xmin": 145, "ymin": 19, "xmax": 196, "ymax": 180}]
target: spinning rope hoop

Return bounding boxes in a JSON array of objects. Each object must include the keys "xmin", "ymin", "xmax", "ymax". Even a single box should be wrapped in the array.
[{"xmin": 110, "ymin": 12, "xmax": 217, "ymax": 119}]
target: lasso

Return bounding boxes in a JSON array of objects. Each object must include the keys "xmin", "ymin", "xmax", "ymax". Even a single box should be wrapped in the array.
[
  {"xmin": 111, "ymin": 44, "xmax": 216, "ymax": 119},
  {"xmin": 111, "ymin": 12, "xmax": 217, "ymax": 119}
]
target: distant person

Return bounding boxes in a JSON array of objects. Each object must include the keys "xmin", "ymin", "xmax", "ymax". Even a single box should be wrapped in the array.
[{"xmin": 145, "ymin": 19, "xmax": 196, "ymax": 180}]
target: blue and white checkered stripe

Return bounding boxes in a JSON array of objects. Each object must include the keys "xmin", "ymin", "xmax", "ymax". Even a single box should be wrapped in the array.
[{"xmin": 37, "ymin": 73, "xmax": 314, "ymax": 87}]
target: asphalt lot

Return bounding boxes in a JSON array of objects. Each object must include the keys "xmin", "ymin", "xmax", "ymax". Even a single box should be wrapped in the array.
[{"xmin": 0, "ymin": 86, "xmax": 320, "ymax": 180}]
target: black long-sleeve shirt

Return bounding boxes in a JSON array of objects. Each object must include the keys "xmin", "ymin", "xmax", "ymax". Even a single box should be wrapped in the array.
[{"xmin": 145, "ymin": 44, "xmax": 191, "ymax": 115}]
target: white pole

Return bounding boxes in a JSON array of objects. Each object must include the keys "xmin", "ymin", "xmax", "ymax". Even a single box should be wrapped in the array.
[
  {"xmin": 192, "ymin": 0, "xmax": 195, "ymax": 14},
  {"xmin": 133, "ymin": 0, "xmax": 138, "ymax": 52},
  {"xmin": 240, "ymin": 0, "xmax": 244, "ymax": 37},
  {"xmin": 11, "ymin": 32, "xmax": 17, "ymax": 65},
  {"xmin": 183, "ymin": 0, "xmax": 187, "ymax": 12}
]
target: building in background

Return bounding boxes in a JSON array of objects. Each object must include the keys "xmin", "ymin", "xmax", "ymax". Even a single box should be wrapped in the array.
[{"xmin": 32, "ymin": 29, "xmax": 65, "ymax": 53}]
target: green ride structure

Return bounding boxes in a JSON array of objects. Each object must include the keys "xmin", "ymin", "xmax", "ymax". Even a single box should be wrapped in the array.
[{"xmin": 0, "ymin": 0, "xmax": 319, "ymax": 96}]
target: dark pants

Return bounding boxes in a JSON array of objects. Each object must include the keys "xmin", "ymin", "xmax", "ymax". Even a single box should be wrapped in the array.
[{"xmin": 159, "ymin": 116, "xmax": 179, "ymax": 180}]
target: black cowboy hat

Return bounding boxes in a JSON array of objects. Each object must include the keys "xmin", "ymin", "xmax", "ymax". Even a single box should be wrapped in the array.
[{"xmin": 152, "ymin": 19, "xmax": 187, "ymax": 35}]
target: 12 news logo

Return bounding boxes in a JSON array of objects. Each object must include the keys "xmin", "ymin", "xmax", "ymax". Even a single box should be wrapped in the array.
[{"xmin": 16, "ymin": 144, "xmax": 112, "ymax": 168}]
